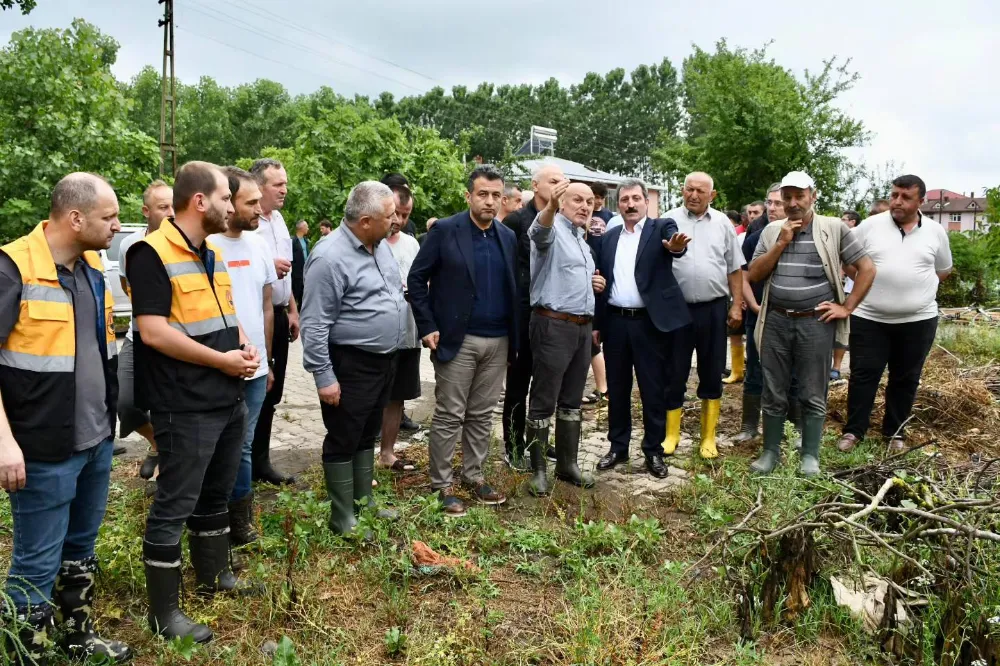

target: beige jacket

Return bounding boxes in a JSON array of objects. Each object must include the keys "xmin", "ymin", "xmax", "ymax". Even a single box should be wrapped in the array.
[{"xmin": 753, "ymin": 214, "xmax": 850, "ymax": 349}]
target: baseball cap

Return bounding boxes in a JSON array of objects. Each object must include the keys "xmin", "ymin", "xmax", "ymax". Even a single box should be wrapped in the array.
[{"xmin": 780, "ymin": 171, "xmax": 815, "ymax": 190}]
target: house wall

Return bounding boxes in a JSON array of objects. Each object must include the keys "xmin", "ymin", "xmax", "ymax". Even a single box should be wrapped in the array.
[
  {"xmin": 932, "ymin": 211, "xmax": 988, "ymax": 233},
  {"xmin": 648, "ymin": 189, "xmax": 660, "ymax": 217}
]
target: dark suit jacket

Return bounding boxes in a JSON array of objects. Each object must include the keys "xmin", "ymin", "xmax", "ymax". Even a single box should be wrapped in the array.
[
  {"xmin": 407, "ymin": 211, "xmax": 519, "ymax": 363},
  {"xmin": 500, "ymin": 198, "xmax": 540, "ymax": 309},
  {"xmin": 593, "ymin": 217, "xmax": 692, "ymax": 336},
  {"xmin": 291, "ymin": 235, "xmax": 309, "ymax": 281}
]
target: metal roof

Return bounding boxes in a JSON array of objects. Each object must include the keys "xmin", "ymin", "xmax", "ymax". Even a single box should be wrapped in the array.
[{"xmin": 508, "ymin": 156, "xmax": 664, "ymax": 191}]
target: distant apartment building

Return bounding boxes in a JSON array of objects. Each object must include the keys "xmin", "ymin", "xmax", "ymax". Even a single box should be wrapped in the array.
[{"xmin": 920, "ymin": 189, "xmax": 990, "ymax": 232}]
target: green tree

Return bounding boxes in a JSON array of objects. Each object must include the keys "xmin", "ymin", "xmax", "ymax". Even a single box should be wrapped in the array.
[
  {"xmin": 0, "ymin": 20, "xmax": 159, "ymax": 241},
  {"xmin": 239, "ymin": 103, "xmax": 466, "ymax": 235},
  {"xmin": 653, "ymin": 40, "xmax": 868, "ymax": 208},
  {"xmin": 1, "ymin": 0, "xmax": 36, "ymax": 13}
]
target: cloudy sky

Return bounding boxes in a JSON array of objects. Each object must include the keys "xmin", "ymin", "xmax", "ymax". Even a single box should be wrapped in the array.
[{"xmin": 3, "ymin": 0, "xmax": 997, "ymax": 195}]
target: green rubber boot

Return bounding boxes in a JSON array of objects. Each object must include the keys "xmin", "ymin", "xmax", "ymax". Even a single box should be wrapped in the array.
[
  {"xmin": 750, "ymin": 414, "xmax": 785, "ymax": 474},
  {"xmin": 323, "ymin": 461, "xmax": 357, "ymax": 534},
  {"xmin": 524, "ymin": 419, "xmax": 550, "ymax": 497},
  {"xmin": 799, "ymin": 415, "xmax": 825, "ymax": 477}
]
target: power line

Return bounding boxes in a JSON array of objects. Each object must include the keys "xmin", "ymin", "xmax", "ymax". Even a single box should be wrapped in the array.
[
  {"xmin": 178, "ymin": 0, "xmax": 425, "ymax": 92},
  {"xmin": 220, "ymin": 0, "xmax": 439, "ymax": 85}
]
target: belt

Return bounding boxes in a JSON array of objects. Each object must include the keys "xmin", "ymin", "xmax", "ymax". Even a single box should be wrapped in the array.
[
  {"xmin": 607, "ymin": 305, "xmax": 647, "ymax": 318},
  {"xmin": 533, "ymin": 307, "xmax": 592, "ymax": 325},
  {"xmin": 768, "ymin": 304, "xmax": 817, "ymax": 318}
]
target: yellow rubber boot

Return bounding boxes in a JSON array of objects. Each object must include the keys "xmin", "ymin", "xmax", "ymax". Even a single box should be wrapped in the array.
[
  {"xmin": 722, "ymin": 339, "xmax": 745, "ymax": 384},
  {"xmin": 700, "ymin": 399, "xmax": 721, "ymax": 459},
  {"xmin": 662, "ymin": 409, "xmax": 683, "ymax": 455}
]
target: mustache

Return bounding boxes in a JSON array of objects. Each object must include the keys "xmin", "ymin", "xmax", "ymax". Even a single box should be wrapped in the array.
[{"xmin": 625, "ymin": 208, "xmax": 638, "ymax": 213}]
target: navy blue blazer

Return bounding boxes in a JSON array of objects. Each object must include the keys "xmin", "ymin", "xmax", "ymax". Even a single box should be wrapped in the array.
[
  {"xmin": 407, "ymin": 211, "xmax": 519, "ymax": 363},
  {"xmin": 593, "ymin": 217, "xmax": 692, "ymax": 336}
]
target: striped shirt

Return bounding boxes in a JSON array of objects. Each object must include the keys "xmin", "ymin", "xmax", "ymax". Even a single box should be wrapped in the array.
[{"xmin": 753, "ymin": 219, "xmax": 864, "ymax": 310}]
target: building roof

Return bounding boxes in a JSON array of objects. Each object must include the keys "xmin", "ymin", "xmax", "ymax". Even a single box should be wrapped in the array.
[
  {"xmin": 509, "ymin": 155, "xmax": 664, "ymax": 190},
  {"xmin": 920, "ymin": 194, "xmax": 987, "ymax": 214}
]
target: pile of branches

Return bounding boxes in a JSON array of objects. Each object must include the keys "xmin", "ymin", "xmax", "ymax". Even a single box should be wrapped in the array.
[{"xmin": 702, "ymin": 448, "xmax": 1000, "ymax": 665}]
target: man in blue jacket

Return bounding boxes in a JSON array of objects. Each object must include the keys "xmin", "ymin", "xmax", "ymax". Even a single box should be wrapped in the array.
[
  {"xmin": 407, "ymin": 165, "xmax": 518, "ymax": 517},
  {"xmin": 592, "ymin": 179, "xmax": 691, "ymax": 478}
]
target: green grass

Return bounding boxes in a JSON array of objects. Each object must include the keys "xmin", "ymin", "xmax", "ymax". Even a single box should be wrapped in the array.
[{"xmin": 935, "ymin": 321, "xmax": 1000, "ymax": 366}]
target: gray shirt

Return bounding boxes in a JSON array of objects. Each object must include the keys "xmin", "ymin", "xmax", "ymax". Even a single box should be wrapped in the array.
[
  {"xmin": 300, "ymin": 223, "xmax": 408, "ymax": 389},
  {"xmin": 119, "ymin": 228, "xmax": 145, "ymax": 342},
  {"xmin": 528, "ymin": 212, "xmax": 596, "ymax": 316},
  {"xmin": 665, "ymin": 206, "xmax": 743, "ymax": 304},
  {"xmin": 0, "ymin": 254, "xmax": 111, "ymax": 451},
  {"xmin": 752, "ymin": 217, "xmax": 865, "ymax": 310}
]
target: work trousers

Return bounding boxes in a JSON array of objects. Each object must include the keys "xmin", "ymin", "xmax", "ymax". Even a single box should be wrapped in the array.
[
  {"xmin": 320, "ymin": 345, "xmax": 398, "ymax": 463},
  {"xmin": 144, "ymin": 403, "xmax": 247, "ymax": 545},
  {"xmin": 251, "ymin": 305, "xmax": 289, "ymax": 473},
  {"xmin": 502, "ymin": 305, "xmax": 533, "ymax": 455},
  {"xmin": 844, "ymin": 314, "xmax": 938, "ymax": 439},
  {"xmin": 527, "ymin": 312, "xmax": 592, "ymax": 421},
  {"xmin": 760, "ymin": 310, "xmax": 836, "ymax": 419}
]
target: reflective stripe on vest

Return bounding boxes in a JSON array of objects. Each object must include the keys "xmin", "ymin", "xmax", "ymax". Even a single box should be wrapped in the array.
[
  {"xmin": 140, "ymin": 219, "xmax": 236, "ymax": 338},
  {"xmin": 0, "ymin": 221, "xmax": 117, "ymax": 373}
]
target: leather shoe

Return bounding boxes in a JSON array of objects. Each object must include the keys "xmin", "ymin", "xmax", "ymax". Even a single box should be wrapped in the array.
[
  {"xmin": 596, "ymin": 450, "xmax": 628, "ymax": 471},
  {"xmin": 645, "ymin": 453, "xmax": 668, "ymax": 479},
  {"xmin": 837, "ymin": 433, "xmax": 859, "ymax": 452},
  {"xmin": 253, "ymin": 463, "xmax": 296, "ymax": 485}
]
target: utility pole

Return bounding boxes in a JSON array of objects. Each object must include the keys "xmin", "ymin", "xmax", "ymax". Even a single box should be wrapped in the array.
[{"xmin": 158, "ymin": 0, "xmax": 177, "ymax": 177}]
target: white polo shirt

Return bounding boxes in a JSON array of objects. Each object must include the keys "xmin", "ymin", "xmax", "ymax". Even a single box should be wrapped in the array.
[{"xmin": 852, "ymin": 211, "xmax": 952, "ymax": 324}]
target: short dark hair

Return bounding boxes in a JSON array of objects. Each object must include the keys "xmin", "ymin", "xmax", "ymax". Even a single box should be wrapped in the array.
[
  {"xmin": 467, "ymin": 164, "xmax": 504, "ymax": 192},
  {"xmin": 173, "ymin": 161, "xmax": 222, "ymax": 213},
  {"xmin": 389, "ymin": 184, "xmax": 412, "ymax": 206},
  {"xmin": 380, "ymin": 173, "xmax": 409, "ymax": 189},
  {"xmin": 841, "ymin": 210, "xmax": 861, "ymax": 224},
  {"xmin": 891, "ymin": 174, "xmax": 926, "ymax": 198},
  {"xmin": 749, "ymin": 200, "xmax": 765, "ymax": 209},
  {"xmin": 222, "ymin": 166, "xmax": 254, "ymax": 200},
  {"xmin": 590, "ymin": 182, "xmax": 608, "ymax": 198},
  {"xmin": 50, "ymin": 173, "xmax": 109, "ymax": 217},
  {"xmin": 250, "ymin": 158, "xmax": 284, "ymax": 186},
  {"xmin": 319, "ymin": 219, "xmax": 333, "ymax": 230},
  {"xmin": 726, "ymin": 210, "xmax": 741, "ymax": 224}
]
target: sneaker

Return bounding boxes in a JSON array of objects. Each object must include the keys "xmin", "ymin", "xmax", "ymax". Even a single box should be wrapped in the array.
[
  {"xmin": 400, "ymin": 413, "xmax": 421, "ymax": 432},
  {"xmin": 503, "ymin": 451, "xmax": 531, "ymax": 473},
  {"xmin": 464, "ymin": 481, "xmax": 506, "ymax": 506},
  {"xmin": 830, "ymin": 369, "xmax": 841, "ymax": 381},
  {"xmin": 435, "ymin": 489, "xmax": 467, "ymax": 517}
]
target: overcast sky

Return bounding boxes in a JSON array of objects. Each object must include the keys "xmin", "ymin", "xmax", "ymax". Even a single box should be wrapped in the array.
[{"xmin": 3, "ymin": 0, "xmax": 997, "ymax": 195}]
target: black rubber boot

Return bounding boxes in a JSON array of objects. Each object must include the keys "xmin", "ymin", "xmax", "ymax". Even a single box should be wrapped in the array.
[
  {"xmin": 4, "ymin": 603, "xmax": 52, "ymax": 665},
  {"xmin": 187, "ymin": 513, "xmax": 262, "ymax": 596},
  {"xmin": 750, "ymin": 414, "xmax": 785, "ymax": 474},
  {"xmin": 251, "ymin": 424, "xmax": 296, "ymax": 485},
  {"xmin": 227, "ymin": 493, "xmax": 258, "ymax": 546},
  {"xmin": 554, "ymin": 408, "xmax": 594, "ymax": 488},
  {"xmin": 524, "ymin": 419, "xmax": 550, "ymax": 497},
  {"xmin": 800, "ymin": 415, "xmax": 825, "ymax": 477},
  {"xmin": 732, "ymin": 393, "xmax": 761, "ymax": 444},
  {"xmin": 323, "ymin": 461, "xmax": 357, "ymax": 535},
  {"xmin": 53, "ymin": 557, "xmax": 132, "ymax": 662},
  {"xmin": 139, "ymin": 452, "xmax": 158, "ymax": 480},
  {"xmin": 352, "ymin": 449, "xmax": 398, "ymax": 520},
  {"xmin": 143, "ymin": 541, "xmax": 213, "ymax": 643}
]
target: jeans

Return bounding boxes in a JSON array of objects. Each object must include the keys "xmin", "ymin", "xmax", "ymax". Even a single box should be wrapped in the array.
[
  {"xmin": 145, "ymin": 403, "xmax": 247, "ymax": 545},
  {"xmin": 760, "ymin": 310, "xmax": 836, "ymax": 418},
  {"xmin": 845, "ymin": 315, "xmax": 938, "ymax": 439},
  {"xmin": 527, "ymin": 313, "xmax": 592, "ymax": 421},
  {"xmin": 231, "ymin": 375, "xmax": 268, "ymax": 501},
  {"xmin": 429, "ymin": 335, "xmax": 508, "ymax": 490},
  {"xmin": 6, "ymin": 438, "xmax": 113, "ymax": 608}
]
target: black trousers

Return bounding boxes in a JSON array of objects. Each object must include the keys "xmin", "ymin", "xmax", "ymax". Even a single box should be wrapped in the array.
[
  {"xmin": 145, "ymin": 402, "xmax": 247, "ymax": 545},
  {"xmin": 845, "ymin": 315, "xmax": 938, "ymax": 439},
  {"xmin": 502, "ymin": 305, "xmax": 533, "ymax": 455},
  {"xmin": 292, "ymin": 279, "xmax": 304, "ymax": 316},
  {"xmin": 320, "ymin": 345, "xmax": 398, "ymax": 463},
  {"xmin": 604, "ymin": 309, "xmax": 669, "ymax": 456},
  {"xmin": 251, "ymin": 305, "xmax": 289, "ymax": 473},
  {"xmin": 666, "ymin": 298, "xmax": 727, "ymax": 409}
]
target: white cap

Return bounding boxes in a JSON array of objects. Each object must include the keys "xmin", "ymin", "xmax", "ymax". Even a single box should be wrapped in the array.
[{"xmin": 780, "ymin": 171, "xmax": 815, "ymax": 190}]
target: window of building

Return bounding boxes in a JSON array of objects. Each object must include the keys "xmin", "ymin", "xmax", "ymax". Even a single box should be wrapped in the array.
[{"xmin": 950, "ymin": 213, "xmax": 962, "ymax": 222}]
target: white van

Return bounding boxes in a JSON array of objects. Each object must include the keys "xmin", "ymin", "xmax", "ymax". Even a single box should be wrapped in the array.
[{"xmin": 101, "ymin": 224, "xmax": 146, "ymax": 322}]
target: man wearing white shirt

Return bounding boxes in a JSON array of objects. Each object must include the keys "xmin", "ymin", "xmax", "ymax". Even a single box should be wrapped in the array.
[
  {"xmin": 663, "ymin": 172, "xmax": 744, "ymax": 460},
  {"xmin": 592, "ymin": 179, "xmax": 691, "ymax": 478},
  {"xmin": 248, "ymin": 158, "xmax": 298, "ymax": 485},
  {"xmin": 117, "ymin": 180, "xmax": 173, "ymax": 479},
  {"xmin": 209, "ymin": 167, "xmax": 276, "ymax": 545},
  {"xmin": 837, "ymin": 175, "xmax": 952, "ymax": 453}
]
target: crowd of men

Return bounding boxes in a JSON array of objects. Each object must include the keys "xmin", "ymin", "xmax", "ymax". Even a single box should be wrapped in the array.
[{"xmin": 0, "ymin": 159, "xmax": 952, "ymax": 661}]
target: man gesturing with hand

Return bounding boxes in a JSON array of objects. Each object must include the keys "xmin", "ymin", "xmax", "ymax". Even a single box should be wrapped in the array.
[{"xmin": 747, "ymin": 171, "xmax": 875, "ymax": 477}]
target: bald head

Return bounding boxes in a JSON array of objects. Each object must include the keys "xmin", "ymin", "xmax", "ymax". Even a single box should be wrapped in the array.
[
  {"xmin": 48, "ymin": 172, "xmax": 120, "ymax": 252},
  {"xmin": 682, "ymin": 171, "xmax": 716, "ymax": 216},
  {"xmin": 531, "ymin": 165, "xmax": 565, "ymax": 207},
  {"xmin": 560, "ymin": 182, "xmax": 596, "ymax": 228}
]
